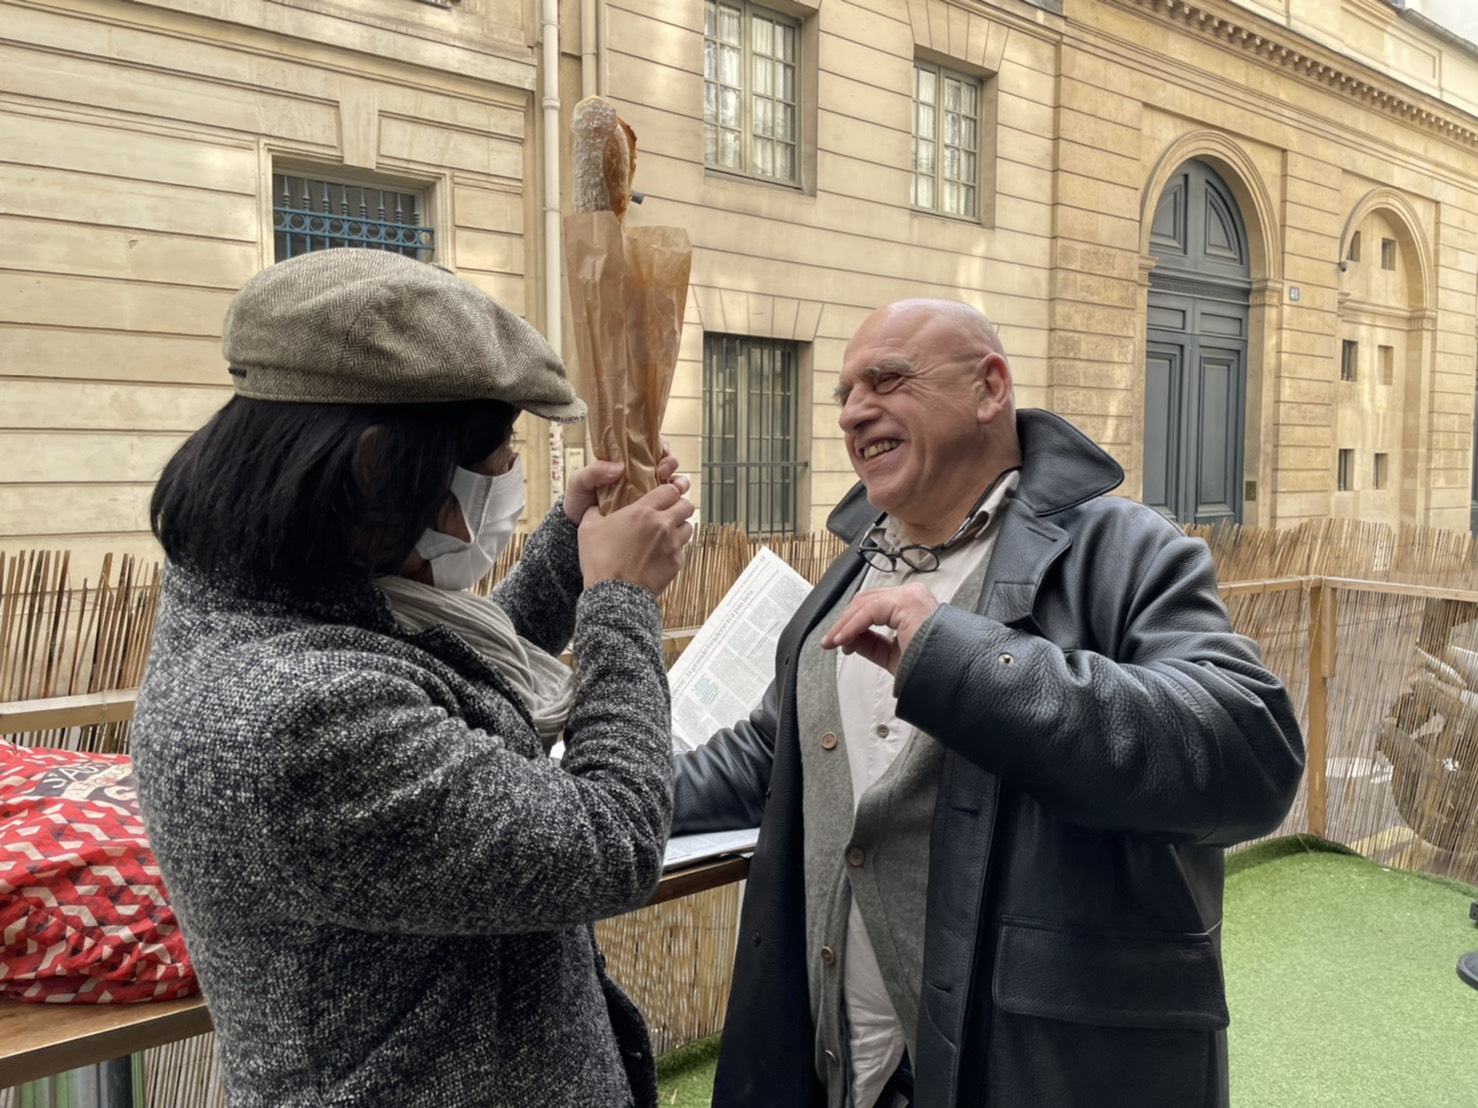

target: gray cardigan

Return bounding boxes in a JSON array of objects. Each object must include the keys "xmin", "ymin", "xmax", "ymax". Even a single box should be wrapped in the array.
[{"xmin": 132, "ymin": 506, "xmax": 671, "ymax": 1107}]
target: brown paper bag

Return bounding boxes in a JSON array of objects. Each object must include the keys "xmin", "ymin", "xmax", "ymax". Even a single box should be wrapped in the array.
[{"xmin": 564, "ymin": 212, "xmax": 692, "ymax": 513}]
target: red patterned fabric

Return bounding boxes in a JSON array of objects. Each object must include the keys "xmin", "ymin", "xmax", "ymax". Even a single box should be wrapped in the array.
[{"xmin": 0, "ymin": 740, "xmax": 196, "ymax": 1003}]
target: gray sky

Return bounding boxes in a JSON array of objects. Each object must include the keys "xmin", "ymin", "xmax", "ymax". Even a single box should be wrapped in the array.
[{"xmin": 1412, "ymin": 0, "xmax": 1478, "ymax": 47}]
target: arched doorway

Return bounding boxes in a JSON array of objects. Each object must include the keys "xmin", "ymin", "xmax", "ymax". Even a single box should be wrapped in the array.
[{"xmin": 1143, "ymin": 160, "xmax": 1251, "ymax": 525}]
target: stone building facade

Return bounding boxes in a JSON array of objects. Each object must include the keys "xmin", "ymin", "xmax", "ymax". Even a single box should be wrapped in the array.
[
  {"xmin": 3, "ymin": 0, "xmax": 1477, "ymax": 563},
  {"xmin": 1, "ymin": 0, "xmax": 551, "ymax": 567},
  {"xmin": 612, "ymin": 0, "xmax": 1478, "ymax": 533}
]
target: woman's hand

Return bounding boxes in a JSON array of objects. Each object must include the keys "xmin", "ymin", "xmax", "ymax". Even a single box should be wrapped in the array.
[
  {"xmin": 579, "ymin": 482, "xmax": 695, "ymax": 594},
  {"xmin": 563, "ymin": 438, "xmax": 690, "ymax": 522},
  {"xmin": 563, "ymin": 460, "xmax": 624, "ymax": 523},
  {"xmin": 654, "ymin": 438, "xmax": 688, "ymax": 491}
]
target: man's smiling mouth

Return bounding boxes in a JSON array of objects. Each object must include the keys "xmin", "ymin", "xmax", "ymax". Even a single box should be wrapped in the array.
[{"xmin": 862, "ymin": 440, "xmax": 901, "ymax": 460}]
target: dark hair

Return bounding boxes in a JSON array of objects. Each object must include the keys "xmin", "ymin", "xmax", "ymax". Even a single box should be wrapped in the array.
[{"xmin": 151, "ymin": 396, "xmax": 517, "ymax": 591}]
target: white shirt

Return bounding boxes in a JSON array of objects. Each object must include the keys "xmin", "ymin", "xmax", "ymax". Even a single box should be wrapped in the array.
[{"xmin": 835, "ymin": 472, "xmax": 1019, "ymax": 1108}]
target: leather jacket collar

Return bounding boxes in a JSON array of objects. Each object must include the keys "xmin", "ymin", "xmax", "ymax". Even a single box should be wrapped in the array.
[{"xmin": 825, "ymin": 409, "xmax": 1125, "ymax": 543}]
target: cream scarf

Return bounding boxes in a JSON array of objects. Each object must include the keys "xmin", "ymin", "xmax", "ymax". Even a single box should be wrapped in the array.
[{"xmin": 373, "ymin": 575, "xmax": 575, "ymax": 746}]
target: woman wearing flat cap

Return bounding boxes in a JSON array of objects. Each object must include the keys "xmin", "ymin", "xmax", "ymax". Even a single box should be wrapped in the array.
[{"xmin": 131, "ymin": 248, "xmax": 693, "ymax": 1107}]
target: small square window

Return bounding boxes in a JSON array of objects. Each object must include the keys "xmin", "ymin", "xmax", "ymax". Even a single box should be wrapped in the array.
[
  {"xmin": 1373, "ymin": 453, "xmax": 1389, "ymax": 490},
  {"xmin": 1341, "ymin": 340, "xmax": 1358, "ymax": 382},
  {"xmin": 1337, "ymin": 449, "xmax": 1354, "ymax": 492},
  {"xmin": 1380, "ymin": 238, "xmax": 1397, "ymax": 270},
  {"xmin": 1379, "ymin": 345, "xmax": 1394, "ymax": 386},
  {"xmin": 273, "ymin": 172, "xmax": 434, "ymax": 262}
]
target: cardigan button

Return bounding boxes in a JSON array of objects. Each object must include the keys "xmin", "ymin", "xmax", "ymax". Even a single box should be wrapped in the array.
[
  {"xmin": 820, "ymin": 946, "xmax": 836, "ymax": 966},
  {"xmin": 999, "ymin": 652, "xmax": 1014, "ymax": 666},
  {"xmin": 847, "ymin": 847, "xmax": 865, "ymax": 867},
  {"xmin": 821, "ymin": 731, "xmax": 838, "ymax": 751}
]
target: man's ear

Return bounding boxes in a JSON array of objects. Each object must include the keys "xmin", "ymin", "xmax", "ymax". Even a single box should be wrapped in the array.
[{"xmin": 976, "ymin": 352, "xmax": 1013, "ymax": 425}]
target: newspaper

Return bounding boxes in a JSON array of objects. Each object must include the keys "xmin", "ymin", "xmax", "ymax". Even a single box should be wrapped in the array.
[
  {"xmin": 668, "ymin": 546, "xmax": 813, "ymax": 751},
  {"xmin": 663, "ymin": 827, "xmax": 760, "ymax": 870},
  {"xmin": 556, "ymin": 547, "xmax": 811, "ymax": 869},
  {"xmin": 659, "ymin": 547, "xmax": 812, "ymax": 869}
]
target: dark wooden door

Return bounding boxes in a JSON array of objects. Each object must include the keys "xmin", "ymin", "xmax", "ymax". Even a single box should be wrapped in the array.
[{"xmin": 1144, "ymin": 160, "xmax": 1251, "ymax": 525}]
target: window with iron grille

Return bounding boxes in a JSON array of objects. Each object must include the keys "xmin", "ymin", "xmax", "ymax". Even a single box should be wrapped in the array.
[
  {"xmin": 1341, "ymin": 339, "xmax": 1358, "ymax": 382},
  {"xmin": 273, "ymin": 172, "xmax": 434, "ymax": 261},
  {"xmin": 912, "ymin": 61, "xmax": 980, "ymax": 218},
  {"xmin": 704, "ymin": 0, "xmax": 800, "ymax": 184},
  {"xmin": 703, "ymin": 335, "xmax": 805, "ymax": 533}
]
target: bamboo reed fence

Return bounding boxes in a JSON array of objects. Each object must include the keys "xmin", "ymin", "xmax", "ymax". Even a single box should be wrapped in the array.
[
  {"xmin": 6, "ymin": 516, "xmax": 1478, "ymax": 1106},
  {"xmin": 1189, "ymin": 519, "xmax": 1478, "ymax": 883},
  {"xmin": 0, "ymin": 552, "xmax": 160, "ymax": 753}
]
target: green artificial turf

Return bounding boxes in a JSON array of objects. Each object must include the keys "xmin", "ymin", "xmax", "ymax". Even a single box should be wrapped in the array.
[
  {"xmin": 653, "ymin": 835, "xmax": 1478, "ymax": 1106},
  {"xmin": 654, "ymin": 1033, "xmax": 722, "ymax": 1108},
  {"xmin": 1224, "ymin": 835, "xmax": 1478, "ymax": 1107}
]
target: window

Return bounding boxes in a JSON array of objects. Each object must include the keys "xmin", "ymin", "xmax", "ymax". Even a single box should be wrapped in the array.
[
  {"xmin": 703, "ymin": 335, "xmax": 804, "ymax": 532},
  {"xmin": 1341, "ymin": 340, "xmax": 1358, "ymax": 382},
  {"xmin": 1337, "ymin": 449, "xmax": 1354, "ymax": 492},
  {"xmin": 704, "ymin": 1, "xmax": 799, "ymax": 183},
  {"xmin": 1346, "ymin": 232, "xmax": 1361, "ymax": 263},
  {"xmin": 1373, "ymin": 453, "xmax": 1389, "ymax": 490},
  {"xmin": 273, "ymin": 172, "xmax": 434, "ymax": 261},
  {"xmin": 1381, "ymin": 238, "xmax": 1397, "ymax": 270},
  {"xmin": 1379, "ymin": 345, "xmax": 1394, "ymax": 386},
  {"xmin": 912, "ymin": 62, "xmax": 980, "ymax": 218}
]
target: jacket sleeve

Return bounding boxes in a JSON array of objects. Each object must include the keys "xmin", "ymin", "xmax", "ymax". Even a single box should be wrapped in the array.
[
  {"xmin": 895, "ymin": 528, "xmax": 1303, "ymax": 847},
  {"xmin": 258, "ymin": 579, "xmax": 673, "ymax": 935},
  {"xmin": 488, "ymin": 501, "xmax": 583, "ymax": 656},
  {"xmin": 670, "ymin": 679, "xmax": 780, "ymax": 834}
]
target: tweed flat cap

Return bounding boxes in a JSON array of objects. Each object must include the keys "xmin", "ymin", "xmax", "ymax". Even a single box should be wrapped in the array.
[{"xmin": 222, "ymin": 249, "xmax": 586, "ymax": 423}]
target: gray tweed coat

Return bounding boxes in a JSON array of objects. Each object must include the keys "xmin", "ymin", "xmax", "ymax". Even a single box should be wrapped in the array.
[{"xmin": 131, "ymin": 506, "xmax": 671, "ymax": 1107}]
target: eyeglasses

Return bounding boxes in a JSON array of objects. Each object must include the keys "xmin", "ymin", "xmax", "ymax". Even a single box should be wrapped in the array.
[
  {"xmin": 855, "ymin": 466, "xmax": 1022, "ymax": 574},
  {"xmin": 856, "ymin": 511, "xmax": 991, "ymax": 574}
]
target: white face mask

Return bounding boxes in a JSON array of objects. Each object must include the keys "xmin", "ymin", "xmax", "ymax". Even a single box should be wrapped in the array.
[{"xmin": 414, "ymin": 455, "xmax": 525, "ymax": 591}]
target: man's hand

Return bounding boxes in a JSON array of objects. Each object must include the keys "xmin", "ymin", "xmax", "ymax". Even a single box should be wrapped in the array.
[{"xmin": 821, "ymin": 584, "xmax": 938, "ymax": 675}]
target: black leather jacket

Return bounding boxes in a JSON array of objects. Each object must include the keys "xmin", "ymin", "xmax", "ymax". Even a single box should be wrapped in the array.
[{"xmin": 672, "ymin": 409, "xmax": 1304, "ymax": 1108}]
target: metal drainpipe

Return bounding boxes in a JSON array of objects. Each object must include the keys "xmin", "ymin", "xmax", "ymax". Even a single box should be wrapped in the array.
[
  {"xmin": 598, "ymin": 0, "xmax": 609, "ymax": 94},
  {"xmin": 581, "ymin": 0, "xmax": 598, "ymax": 95},
  {"xmin": 540, "ymin": 0, "xmax": 565, "ymax": 501}
]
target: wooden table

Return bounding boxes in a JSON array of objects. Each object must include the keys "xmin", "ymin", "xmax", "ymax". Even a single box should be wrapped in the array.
[
  {"xmin": 0, "ymin": 854, "xmax": 749, "ymax": 1089},
  {"xmin": 0, "ymin": 995, "xmax": 211, "ymax": 1089}
]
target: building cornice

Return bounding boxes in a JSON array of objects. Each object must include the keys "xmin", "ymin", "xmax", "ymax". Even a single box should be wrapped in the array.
[{"xmin": 1105, "ymin": 0, "xmax": 1478, "ymax": 148}]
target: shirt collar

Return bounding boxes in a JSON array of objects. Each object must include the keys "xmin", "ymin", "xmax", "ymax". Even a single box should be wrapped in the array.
[{"xmin": 876, "ymin": 468, "xmax": 1020, "ymax": 553}]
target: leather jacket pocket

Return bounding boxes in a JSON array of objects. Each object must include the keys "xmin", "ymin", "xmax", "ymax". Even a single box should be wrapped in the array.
[
  {"xmin": 993, "ymin": 915, "xmax": 1229, "ymax": 1029},
  {"xmin": 980, "ymin": 918, "xmax": 1228, "ymax": 1107}
]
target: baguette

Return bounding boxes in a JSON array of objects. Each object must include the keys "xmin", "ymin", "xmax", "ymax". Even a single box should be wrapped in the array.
[{"xmin": 572, "ymin": 96, "xmax": 637, "ymax": 220}]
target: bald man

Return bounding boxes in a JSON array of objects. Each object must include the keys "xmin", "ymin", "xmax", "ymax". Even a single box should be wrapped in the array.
[{"xmin": 673, "ymin": 300, "xmax": 1303, "ymax": 1108}]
